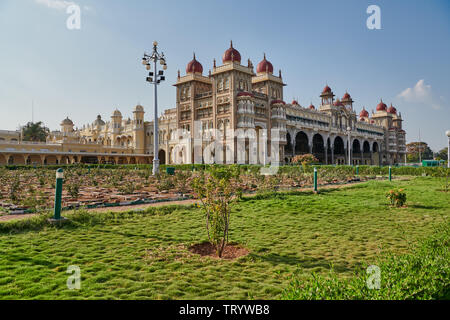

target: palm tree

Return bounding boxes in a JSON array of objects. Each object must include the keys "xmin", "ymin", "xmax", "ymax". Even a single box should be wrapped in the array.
[{"xmin": 21, "ymin": 122, "xmax": 49, "ymax": 142}]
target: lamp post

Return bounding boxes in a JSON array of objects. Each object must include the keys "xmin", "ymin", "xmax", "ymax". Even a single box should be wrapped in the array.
[
  {"xmin": 346, "ymin": 126, "xmax": 352, "ymax": 166},
  {"xmin": 53, "ymin": 168, "xmax": 64, "ymax": 220},
  {"xmin": 446, "ymin": 130, "xmax": 450, "ymax": 168},
  {"xmin": 313, "ymin": 167, "xmax": 318, "ymax": 193},
  {"xmin": 142, "ymin": 41, "xmax": 167, "ymax": 176}
]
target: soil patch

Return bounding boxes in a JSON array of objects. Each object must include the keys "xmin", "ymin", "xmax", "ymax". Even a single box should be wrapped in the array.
[{"xmin": 189, "ymin": 242, "xmax": 249, "ymax": 260}]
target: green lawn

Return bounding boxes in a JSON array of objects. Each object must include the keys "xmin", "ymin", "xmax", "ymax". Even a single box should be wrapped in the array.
[{"xmin": 0, "ymin": 177, "xmax": 448, "ymax": 299}]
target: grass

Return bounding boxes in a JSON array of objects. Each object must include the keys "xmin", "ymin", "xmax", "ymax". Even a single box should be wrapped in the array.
[{"xmin": 0, "ymin": 177, "xmax": 448, "ymax": 299}]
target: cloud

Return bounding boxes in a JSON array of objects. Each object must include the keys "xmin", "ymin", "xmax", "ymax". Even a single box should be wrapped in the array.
[
  {"xmin": 34, "ymin": 0, "xmax": 77, "ymax": 10},
  {"xmin": 398, "ymin": 79, "xmax": 441, "ymax": 110}
]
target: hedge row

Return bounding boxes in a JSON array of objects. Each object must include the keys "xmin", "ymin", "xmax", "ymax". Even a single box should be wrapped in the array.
[
  {"xmin": 1, "ymin": 163, "xmax": 448, "ymax": 177},
  {"xmin": 282, "ymin": 221, "xmax": 450, "ymax": 300}
]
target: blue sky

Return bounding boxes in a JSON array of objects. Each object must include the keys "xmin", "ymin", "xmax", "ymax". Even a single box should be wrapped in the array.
[{"xmin": 0, "ymin": 0, "xmax": 449, "ymax": 151}]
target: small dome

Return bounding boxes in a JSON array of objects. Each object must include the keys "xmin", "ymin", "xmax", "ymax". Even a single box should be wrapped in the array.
[
  {"xmin": 134, "ymin": 104, "xmax": 144, "ymax": 112},
  {"xmin": 256, "ymin": 53, "xmax": 273, "ymax": 74},
  {"xmin": 342, "ymin": 92, "xmax": 351, "ymax": 100},
  {"xmin": 61, "ymin": 117, "xmax": 73, "ymax": 126},
  {"xmin": 222, "ymin": 40, "xmax": 241, "ymax": 64},
  {"xmin": 309, "ymin": 104, "xmax": 315, "ymax": 110},
  {"xmin": 186, "ymin": 53, "xmax": 203, "ymax": 74},
  {"xmin": 387, "ymin": 104, "xmax": 397, "ymax": 114},
  {"xmin": 359, "ymin": 108, "xmax": 369, "ymax": 118},
  {"xmin": 93, "ymin": 115, "xmax": 105, "ymax": 126},
  {"xmin": 333, "ymin": 99, "xmax": 344, "ymax": 107},
  {"xmin": 112, "ymin": 109, "xmax": 122, "ymax": 117},
  {"xmin": 322, "ymin": 85, "xmax": 332, "ymax": 94},
  {"xmin": 376, "ymin": 99, "xmax": 387, "ymax": 111}
]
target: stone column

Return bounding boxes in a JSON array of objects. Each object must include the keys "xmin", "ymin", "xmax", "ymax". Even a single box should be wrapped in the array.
[
  {"xmin": 23, "ymin": 154, "xmax": 30, "ymax": 165},
  {"xmin": 40, "ymin": 155, "xmax": 47, "ymax": 165},
  {"xmin": 331, "ymin": 145, "xmax": 334, "ymax": 165}
]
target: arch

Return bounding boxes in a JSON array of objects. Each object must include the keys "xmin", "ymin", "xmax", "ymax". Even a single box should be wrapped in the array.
[
  {"xmin": 326, "ymin": 137, "xmax": 331, "ymax": 164},
  {"xmin": 363, "ymin": 141, "xmax": 370, "ymax": 153},
  {"xmin": 294, "ymin": 131, "xmax": 309, "ymax": 155},
  {"xmin": 373, "ymin": 141, "xmax": 379, "ymax": 153},
  {"xmin": 29, "ymin": 155, "xmax": 42, "ymax": 165},
  {"xmin": 46, "ymin": 155, "xmax": 58, "ymax": 165},
  {"xmin": 158, "ymin": 149, "xmax": 166, "ymax": 164},
  {"xmin": 312, "ymin": 133, "xmax": 325, "ymax": 163},
  {"xmin": 352, "ymin": 139, "xmax": 361, "ymax": 154},
  {"xmin": 333, "ymin": 136, "xmax": 345, "ymax": 155},
  {"xmin": 285, "ymin": 132, "xmax": 293, "ymax": 155}
]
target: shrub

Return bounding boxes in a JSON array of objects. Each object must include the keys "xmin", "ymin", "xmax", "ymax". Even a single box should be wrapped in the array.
[
  {"xmin": 119, "ymin": 180, "xmax": 136, "ymax": 194},
  {"xmin": 282, "ymin": 222, "xmax": 450, "ymax": 300},
  {"xmin": 155, "ymin": 172, "xmax": 175, "ymax": 192},
  {"xmin": 174, "ymin": 170, "xmax": 191, "ymax": 194},
  {"xmin": 8, "ymin": 174, "xmax": 21, "ymax": 204},
  {"xmin": 292, "ymin": 154, "xmax": 319, "ymax": 166},
  {"xmin": 67, "ymin": 180, "xmax": 81, "ymax": 199},
  {"xmin": 386, "ymin": 188, "xmax": 407, "ymax": 207}
]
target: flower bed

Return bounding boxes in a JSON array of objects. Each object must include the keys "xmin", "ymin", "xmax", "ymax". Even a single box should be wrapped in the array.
[{"xmin": 0, "ymin": 165, "xmax": 387, "ymax": 214}]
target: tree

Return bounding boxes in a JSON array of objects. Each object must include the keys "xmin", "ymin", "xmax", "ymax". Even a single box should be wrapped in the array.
[
  {"xmin": 435, "ymin": 147, "xmax": 448, "ymax": 161},
  {"xmin": 21, "ymin": 122, "xmax": 49, "ymax": 142},
  {"xmin": 406, "ymin": 142, "xmax": 433, "ymax": 162},
  {"xmin": 191, "ymin": 165, "xmax": 242, "ymax": 258}
]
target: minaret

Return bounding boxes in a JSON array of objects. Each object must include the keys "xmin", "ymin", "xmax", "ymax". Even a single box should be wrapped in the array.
[{"xmin": 133, "ymin": 105, "xmax": 145, "ymax": 153}]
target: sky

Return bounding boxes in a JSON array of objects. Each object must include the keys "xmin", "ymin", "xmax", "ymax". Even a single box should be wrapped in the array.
[{"xmin": 0, "ymin": 0, "xmax": 449, "ymax": 151}]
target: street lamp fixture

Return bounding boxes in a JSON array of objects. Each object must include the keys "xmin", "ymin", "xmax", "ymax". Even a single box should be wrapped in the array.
[
  {"xmin": 142, "ymin": 41, "xmax": 167, "ymax": 175},
  {"xmin": 346, "ymin": 126, "xmax": 352, "ymax": 166}
]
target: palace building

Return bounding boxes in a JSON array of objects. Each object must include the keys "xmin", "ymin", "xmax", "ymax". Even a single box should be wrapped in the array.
[{"xmin": 0, "ymin": 42, "xmax": 406, "ymax": 166}]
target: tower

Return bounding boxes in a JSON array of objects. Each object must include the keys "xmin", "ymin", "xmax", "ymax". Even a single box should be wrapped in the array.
[
  {"xmin": 111, "ymin": 109, "xmax": 122, "ymax": 146},
  {"xmin": 174, "ymin": 53, "xmax": 212, "ymax": 163},
  {"xmin": 60, "ymin": 117, "xmax": 74, "ymax": 134},
  {"xmin": 320, "ymin": 85, "xmax": 334, "ymax": 106},
  {"xmin": 133, "ymin": 105, "xmax": 145, "ymax": 153}
]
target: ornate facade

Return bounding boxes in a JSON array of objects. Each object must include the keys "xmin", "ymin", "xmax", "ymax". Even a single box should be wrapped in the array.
[
  {"xmin": 0, "ymin": 42, "xmax": 406, "ymax": 166},
  {"xmin": 171, "ymin": 41, "xmax": 406, "ymax": 166}
]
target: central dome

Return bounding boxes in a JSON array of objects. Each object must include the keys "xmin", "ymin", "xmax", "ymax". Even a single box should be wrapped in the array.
[
  {"xmin": 61, "ymin": 117, "xmax": 73, "ymax": 126},
  {"xmin": 93, "ymin": 115, "xmax": 105, "ymax": 126},
  {"xmin": 222, "ymin": 40, "xmax": 241, "ymax": 64},
  {"xmin": 186, "ymin": 53, "xmax": 203, "ymax": 74},
  {"xmin": 256, "ymin": 54, "xmax": 273, "ymax": 74}
]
